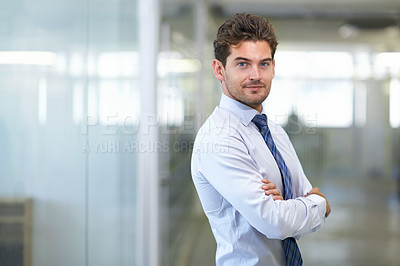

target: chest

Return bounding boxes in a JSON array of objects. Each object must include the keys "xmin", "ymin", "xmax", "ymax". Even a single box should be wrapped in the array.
[{"xmin": 240, "ymin": 126, "xmax": 300, "ymax": 194}]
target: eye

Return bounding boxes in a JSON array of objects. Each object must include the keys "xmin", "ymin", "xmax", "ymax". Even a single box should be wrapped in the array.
[
  {"xmin": 238, "ymin": 62, "xmax": 247, "ymax": 67},
  {"xmin": 261, "ymin": 62, "xmax": 270, "ymax": 67}
]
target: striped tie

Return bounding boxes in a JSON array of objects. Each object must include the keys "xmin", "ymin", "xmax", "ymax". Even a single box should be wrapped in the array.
[{"xmin": 252, "ymin": 114, "xmax": 303, "ymax": 266}]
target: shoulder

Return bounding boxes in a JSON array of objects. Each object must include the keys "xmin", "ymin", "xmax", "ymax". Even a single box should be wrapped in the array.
[
  {"xmin": 193, "ymin": 107, "xmax": 246, "ymax": 152},
  {"xmin": 198, "ymin": 106, "xmax": 243, "ymax": 138}
]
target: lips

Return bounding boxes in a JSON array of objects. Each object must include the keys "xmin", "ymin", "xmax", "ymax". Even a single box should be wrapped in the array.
[
  {"xmin": 245, "ymin": 85, "xmax": 265, "ymax": 90},
  {"xmin": 243, "ymin": 82, "xmax": 266, "ymax": 89}
]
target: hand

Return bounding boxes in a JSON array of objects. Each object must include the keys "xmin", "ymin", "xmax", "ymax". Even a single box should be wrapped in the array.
[
  {"xmin": 306, "ymin": 187, "xmax": 331, "ymax": 218},
  {"xmin": 261, "ymin": 179, "xmax": 283, "ymax": 201}
]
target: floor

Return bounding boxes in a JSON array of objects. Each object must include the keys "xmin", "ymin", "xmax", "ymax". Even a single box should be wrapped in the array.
[{"xmin": 184, "ymin": 177, "xmax": 400, "ymax": 266}]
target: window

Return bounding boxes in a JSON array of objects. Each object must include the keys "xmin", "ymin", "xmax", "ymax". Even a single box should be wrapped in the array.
[{"xmin": 266, "ymin": 51, "xmax": 354, "ymax": 128}]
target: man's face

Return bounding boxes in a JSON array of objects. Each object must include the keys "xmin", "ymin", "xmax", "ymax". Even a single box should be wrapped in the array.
[{"xmin": 212, "ymin": 41, "xmax": 275, "ymax": 113}]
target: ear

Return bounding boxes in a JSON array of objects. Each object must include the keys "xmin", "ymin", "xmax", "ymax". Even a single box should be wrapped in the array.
[
  {"xmin": 272, "ymin": 59, "xmax": 276, "ymax": 79},
  {"xmin": 212, "ymin": 59, "xmax": 225, "ymax": 81}
]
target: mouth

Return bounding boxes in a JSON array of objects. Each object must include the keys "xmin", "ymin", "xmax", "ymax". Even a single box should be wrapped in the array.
[
  {"xmin": 245, "ymin": 85, "xmax": 265, "ymax": 90},
  {"xmin": 243, "ymin": 81, "xmax": 266, "ymax": 89}
]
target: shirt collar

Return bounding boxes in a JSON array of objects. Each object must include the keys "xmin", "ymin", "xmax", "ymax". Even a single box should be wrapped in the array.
[{"xmin": 219, "ymin": 93, "xmax": 265, "ymax": 127}]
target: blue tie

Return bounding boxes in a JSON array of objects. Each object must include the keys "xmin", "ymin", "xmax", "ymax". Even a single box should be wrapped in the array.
[{"xmin": 252, "ymin": 114, "xmax": 303, "ymax": 266}]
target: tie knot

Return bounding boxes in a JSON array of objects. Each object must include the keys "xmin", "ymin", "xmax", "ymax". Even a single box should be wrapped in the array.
[{"xmin": 252, "ymin": 114, "xmax": 268, "ymax": 131}]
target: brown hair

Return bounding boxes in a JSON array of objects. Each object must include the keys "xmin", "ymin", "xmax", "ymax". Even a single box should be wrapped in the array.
[{"xmin": 213, "ymin": 13, "xmax": 278, "ymax": 67}]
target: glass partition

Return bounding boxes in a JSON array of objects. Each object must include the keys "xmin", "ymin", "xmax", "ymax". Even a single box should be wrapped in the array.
[{"xmin": 0, "ymin": 0, "xmax": 139, "ymax": 265}]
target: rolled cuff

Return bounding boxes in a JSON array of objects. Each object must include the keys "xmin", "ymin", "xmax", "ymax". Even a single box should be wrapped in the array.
[{"xmin": 304, "ymin": 194, "xmax": 327, "ymax": 218}]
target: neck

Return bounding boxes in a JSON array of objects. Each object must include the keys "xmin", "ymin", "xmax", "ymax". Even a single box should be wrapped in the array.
[{"xmin": 222, "ymin": 92, "xmax": 263, "ymax": 113}]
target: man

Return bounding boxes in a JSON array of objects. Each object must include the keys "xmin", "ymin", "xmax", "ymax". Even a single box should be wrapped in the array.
[{"xmin": 191, "ymin": 13, "xmax": 331, "ymax": 266}]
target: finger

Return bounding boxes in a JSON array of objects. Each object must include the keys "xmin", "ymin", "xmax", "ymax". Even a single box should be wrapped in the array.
[
  {"xmin": 326, "ymin": 209, "xmax": 330, "ymax": 217},
  {"xmin": 265, "ymin": 189, "xmax": 281, "ymax": 196},
  {"xmin": 307, "ymin": 187, "xmax": 320, "ymax": 195},
  {"xmin": 307, "ymin": 191, "xmax": 325, "ymax": 199},
  {"xmin": 325, "ymin": 203, "xmax": 331, "ymax": 217},
  {"xmin": 308, "ymin": 191, "xmax": 323, "ymax": 198},
  {"xmin": 268, "ymin": 182, "xmax": 277, "ymax": 189},
  {"xmin": 264, "ymin": 189, "xmax": 276, "ymax": 195},
  {"xmin": 273, "ymin": 196, "xmax": 284, "ymax": 201},
  {"xmin": 261, "ymin": 184, "xmax": 275, "ymax": 190},
  {"xmin": 261, "ymin": 179, "xmax": 271, "ymax": 184}
]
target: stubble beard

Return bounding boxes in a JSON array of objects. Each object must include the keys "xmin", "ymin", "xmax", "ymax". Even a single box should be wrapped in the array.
[{"xmin": 226, "ymin": 82, "xmax": 270, "ymax": 110}]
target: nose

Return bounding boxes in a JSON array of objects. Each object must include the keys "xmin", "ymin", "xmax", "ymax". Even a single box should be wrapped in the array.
[{"xmin": 249, "ymin": 65, "xmax": 261, "ymax": 80}]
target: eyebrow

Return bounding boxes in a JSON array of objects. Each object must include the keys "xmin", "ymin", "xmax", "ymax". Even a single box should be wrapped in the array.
[{"xmin": 233, "ymin": 57, "xmax": 273, "ymax": 62}]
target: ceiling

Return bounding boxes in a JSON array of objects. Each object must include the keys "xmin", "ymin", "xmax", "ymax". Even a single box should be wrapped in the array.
[
  {"xmin": 163, "ymin": 0, "xmax": 400, "ymax": 52},
  {"xmin": 208, "ymin": 0, "xmax": 400, "ymax": 18},
  {"xmin": 164, "ymin": 0, "xmax": 400, "ymax": 17}
]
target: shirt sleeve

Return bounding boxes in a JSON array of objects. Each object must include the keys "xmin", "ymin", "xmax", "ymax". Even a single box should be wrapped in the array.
[{"xmin": 198, "ymin": 132, "xmax": 326, "ymax": 240}]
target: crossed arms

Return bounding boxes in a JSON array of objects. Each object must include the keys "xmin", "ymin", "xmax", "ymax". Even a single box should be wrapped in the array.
[{"xmin": 261, "ymin": 179, "xmax": 331, "ymax": 217}]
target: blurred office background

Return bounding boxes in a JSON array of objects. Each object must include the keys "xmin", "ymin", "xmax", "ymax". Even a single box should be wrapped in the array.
[{"xmin": 0, "ymin": 0, "xmax": 400, "ymax": 265}]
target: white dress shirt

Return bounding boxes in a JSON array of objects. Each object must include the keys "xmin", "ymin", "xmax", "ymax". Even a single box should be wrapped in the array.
[{"xmin": 191, "ymin": 94, "xmax": 326, "ymax": 266}]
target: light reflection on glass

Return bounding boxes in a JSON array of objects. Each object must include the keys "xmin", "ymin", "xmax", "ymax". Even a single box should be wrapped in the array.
[
  {"xmin": 390, "ymin": 79, "xmax": 400, "ymax": 128},
  {"xmin": 275, "ymin": 51, "xmax": 353, "ymax": 79},
  {"xmin": 73, "ymin": 81, "xmax": 84, "ymax": 124},
  {"xmin": 268, "ymin": 51, "xmax": 354, "ymax": 128},
  {"xmin": 355, "ymin": 83, "xmax": 367, "ymax": 128},
  {"xmin": 38, "ymin": 78, "xmax": 47, "ymax": 125},
  {"xmin": 0, "ymin": 51, "xmax": 57, "ymax": 65}
]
